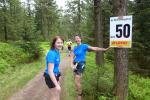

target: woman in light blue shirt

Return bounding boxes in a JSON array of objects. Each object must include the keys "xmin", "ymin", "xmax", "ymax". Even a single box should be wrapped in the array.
[
  {"xmin": 71, "ymin": 34, "xmax": 110, "ymax": 100},
  {"xmin": 44, "ymin": 36, "xmax": 64, "ymax": 100}
]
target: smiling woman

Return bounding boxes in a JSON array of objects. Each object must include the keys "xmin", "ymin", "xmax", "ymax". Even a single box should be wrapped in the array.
[{"xmin": 43, "ymin": 36, "xmax": 64, "ymax": 100}]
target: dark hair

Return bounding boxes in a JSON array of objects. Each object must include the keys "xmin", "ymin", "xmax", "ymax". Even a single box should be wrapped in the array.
[
  {"xmin": 74, "ymin": 34, "xmax": 81, "ymax": 38},
  {"xmin": 51, "ymin": 36, "xmax": 64, "ymax": 50}
]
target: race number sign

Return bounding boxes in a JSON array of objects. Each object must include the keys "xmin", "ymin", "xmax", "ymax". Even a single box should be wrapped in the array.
[{"xmin": 110, "ymin": 16, "xmax": 132, "ymax": 48}]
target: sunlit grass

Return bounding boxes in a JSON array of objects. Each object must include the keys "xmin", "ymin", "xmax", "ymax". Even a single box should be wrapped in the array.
[
  {"xmin": 61, "ymin": 67, "xmax": 76, "ymax": 100},
  {"xmin": 0, "ymin": 59, "xmax": 43, "ymax": 100}
]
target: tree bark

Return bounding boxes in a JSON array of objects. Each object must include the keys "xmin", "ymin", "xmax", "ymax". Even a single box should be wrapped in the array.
[
  {"xmin": 94, "ymin": 0, "xmax": 104, "ymax": 66},
  {"xmin": 27, "ymin": 0, "xmax": 31, "ymax": 16},
  {"xmin": 112, "ymin": 0, "xmax": 128, "ymax": 100},
  {"xmin": 77, "ymin": 0, "xmax": 81, "ymax": 34},
  {"xmin": 2, "ymin": 0, "xmax": 8, "ymax": 41},
  {"xmin": 41, "ymin": 2, "xmax": 48, "ymax": 40}
]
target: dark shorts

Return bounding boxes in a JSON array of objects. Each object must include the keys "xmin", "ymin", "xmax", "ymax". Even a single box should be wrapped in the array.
[
  {"xmin": 68, "ymin": 46, "xmax": 71, "ymax": 51},
  {"xmin": 43, "ymin": 72, "xmax": 61, "ymax": 88},
  {"xmin": 73, "ymin": 62, "xmax": 85, "ymax": 75}
]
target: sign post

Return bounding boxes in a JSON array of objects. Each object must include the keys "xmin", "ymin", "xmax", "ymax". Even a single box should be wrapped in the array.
[{"xmin": 110, "ymin": 16, "xmax": 132, "ymax": 48}]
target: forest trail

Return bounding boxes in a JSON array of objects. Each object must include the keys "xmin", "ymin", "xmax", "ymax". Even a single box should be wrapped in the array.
[{"xmin": 9, "ymin": 56, "xmax": 71, "ymax": 100}]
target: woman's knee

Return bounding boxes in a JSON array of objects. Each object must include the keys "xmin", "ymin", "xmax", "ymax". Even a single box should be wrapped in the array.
[{"xmin": 75, "ymin": 75, "xmax": 81, "ymax": 80}]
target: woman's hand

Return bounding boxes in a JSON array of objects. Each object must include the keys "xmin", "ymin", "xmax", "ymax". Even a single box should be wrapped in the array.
[
  {"xmin": 88, "ymin": 46, "xmax": 111, "ymax": 52},
  {"xmin": 71, "ymin": 64, "xmax": 76, "ymax": 71},
  {"xmin": 71, "ymin": 63, "xmax": 77, "ymax": 71},
  {"xmin": 55, "ymin": 84, "xmax": 61, "ymax": 92},
  {"xmin": 104, "ymin": 47, "xmax": 111, "ymax": 51}
]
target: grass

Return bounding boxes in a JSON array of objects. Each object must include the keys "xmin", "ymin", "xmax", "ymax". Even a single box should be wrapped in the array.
[
  {"xmin": 0, "ymin": 42, "xmax": 49, "ymax": 100},
  {"xmin": 61, "ymin": 67, "xmax": 76, "ymax": 100},
  {"xmin": 129, "ymin": 73, "xmax": 150, "ymax": 100},
  {"xmin": 0, "ymin": 58, "xmax": 43, "ymax": 100}
]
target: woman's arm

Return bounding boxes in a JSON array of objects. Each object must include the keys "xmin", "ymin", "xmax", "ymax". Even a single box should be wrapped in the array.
[
  {"xmin": 48, "ymin": 63, "xmax": 61, "ymax": 91},
  {"xmin": 70, "ymin": 52, "xmax": 76, "ymax": 70},
  {"xmin": 88, "ymin": 46, "xmax": 110, "ymax": 52}
]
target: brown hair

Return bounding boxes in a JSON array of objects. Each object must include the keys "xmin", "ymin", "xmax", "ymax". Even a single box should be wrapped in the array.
[
  {"xmin": 51, "ymin": 36, "xmax": 64, "ymax": 50},
  {"xmin": 74, "ymin": 34, "xmax": 81, "ymax": 38}
]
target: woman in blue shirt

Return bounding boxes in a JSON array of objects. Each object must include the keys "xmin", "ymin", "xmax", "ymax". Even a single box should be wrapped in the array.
[
  {"xmin": 71, "ymin": 34, "xmax": 110, "ymax": 100},
  {"xmin": 44, "ymin": 36, "xmax": 64, "ymax": 100}
]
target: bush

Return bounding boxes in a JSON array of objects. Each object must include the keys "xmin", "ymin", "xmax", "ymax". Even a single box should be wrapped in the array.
[
  {"xmin": 82, "ymin": 53, "xmax": 114, "ymax": 100},
  {"xmin": 105, "ymin": 49, "xmax": 114, "ymax": 62},
  {"xmin": 129, "ymin": 42, "xmax": 150, "ymax": 77},
  {"xmin": 15, "ymin": 41, "xmax": 43, "ymax": 61},
  {"xmin": 0, "ymin": 42, "xmax": 29, "ymax": 73},
  {"xmin": 0, "ymin": 58, "xmax": 10, "ymax": 73},
  {"xmin": 83, "ymin": 52, "xmax": 150, "ymax": 100},
  {"xmin": 129, "ymin": 73, "xmax": 150, "ymax": 100}
]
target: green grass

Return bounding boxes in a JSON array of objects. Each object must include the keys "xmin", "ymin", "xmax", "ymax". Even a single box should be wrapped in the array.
[
  {"xmin": 0, "ymin": 59, "xmax": 43, "ymax": 100},
  {"xmin": 129, "ymin": 73, "xmax": 150, "ymax": 100},
  {"xmin": 0, "ymin": 42, "xmax": 49, "ymax": 100},
  {"xmin": 61, "ymin": 67, "xmax": 76, "ymax": 100}
]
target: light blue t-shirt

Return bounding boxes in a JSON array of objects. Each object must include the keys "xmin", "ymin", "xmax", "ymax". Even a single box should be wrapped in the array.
[
  {"xmin": 73, "ymin": 44, "xmax": 89, "ymax": 62},
  {"xmin": 44, "ymin": 49, "xmax": 60, "ymax": 75}
]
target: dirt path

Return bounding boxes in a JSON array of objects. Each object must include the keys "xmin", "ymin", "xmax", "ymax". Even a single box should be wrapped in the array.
[{"xmin": 9, "ymin": 56, "xmax": 70, "ymax": 100}]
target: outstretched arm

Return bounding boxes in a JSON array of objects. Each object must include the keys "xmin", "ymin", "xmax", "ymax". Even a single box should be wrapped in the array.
[{"xmin": 88, "ymin": 46, "xmax": 110, "ymax": 52}]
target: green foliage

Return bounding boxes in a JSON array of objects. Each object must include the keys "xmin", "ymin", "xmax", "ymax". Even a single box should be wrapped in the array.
[
  {"xmin": 105, "ymin": 49, "xmax": 114, "ymax": 62},
  {"xmin": 112, "ymin": 62, "xmax": 149, "ymax": 99},
  {"xmin": 0, "ymin": 42, "xmax": 46, "ymax": 100},
  {"xmin": 34, "ymin": 0, "xmax": 60, "ymax": 40},
  {"xmin": 129, "ymin": 73, "xmax": 150, "ymax": 100},
  {"xmin": 0, "ymin": 0, "xmax": 59, "ymax": 41},
  {"xmin": 15, "ymin": 41, "xmax": 43, "ymax": 60},
  {"xmin": 39, "ymin": 42, "xmax": 50, "ymax": 53},
  {"xmin": 0, "ymin": 59, "xmax": 42, "ymax": 100},
  {"xmin": 99, "ymin": 96, "xmax": 107, "ymax": 100},
  {"xmin": 83, "ymin": 53, "xmax": 150, "ymax": 100},
  {"xmin": 0, "ymin": 42, "xmax": 29, "ymax": 73},
  {"xmin": 129, "ymin": 42, "xmax": 150, "ymax": 76},
  {"xmin": 82, "ymin": 53, "xmax": 114, "ymax": 100},
  {"xmin": 129, "ymin": 0, "xmax": 150, "ymax": 75},
  {"xmin": 0, "ymin": 58, "xmax": 10, "ymax": 73}
]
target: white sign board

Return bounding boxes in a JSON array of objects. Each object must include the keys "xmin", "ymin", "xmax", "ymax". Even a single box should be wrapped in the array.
[{"xmin": 110, "ymin": 15, "xmax": 132, "ymax": 48}]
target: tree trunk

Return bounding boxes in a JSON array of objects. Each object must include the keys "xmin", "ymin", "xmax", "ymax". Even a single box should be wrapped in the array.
[
  {"xmin": 112, "ymin": 0, "xmax": 128, "ymax": 100},
  {"xmin": 41, "ymin": 3, "xmax": 48, "ymax": 40},
  {"xmin": 27, "ymin": 0, "xmax": 31, "ymax": 16},
  {"xmin": 94, "ymin": 0, "xmax": 104, "ymax": 66},
  {"xmin": 2, "ymin": 0, "xmax": 8, "ymax": 41},
  {"xmin": 77, "ymin": 0, "xmax": 81, "ymax": 34}
]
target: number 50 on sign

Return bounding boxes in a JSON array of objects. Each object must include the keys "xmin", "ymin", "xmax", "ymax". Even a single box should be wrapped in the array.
[{"xmin": 110, "ymin": 16, "xmax": 132, "ymax": 48}]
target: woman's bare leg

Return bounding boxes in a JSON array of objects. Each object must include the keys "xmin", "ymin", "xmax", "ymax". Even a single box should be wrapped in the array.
[
  {"xmin": 57, "ymin": 80, "xmax": 61, "ymax": 100},
  {"xmin": 49, "ymin": 88, "xmax": 57, "ymax": 100},
  {"xmin": 75, "ymin": 74, "xmax": 82, "ymax": 100}
]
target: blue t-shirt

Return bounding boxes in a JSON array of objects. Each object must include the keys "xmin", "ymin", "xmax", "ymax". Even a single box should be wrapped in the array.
[
  {"xmin": 44, "ymin": 49, "xmax": 60, "ymax": 75},
  {"xmin": 73, "ymin": 44, "xmax": 89, "ymax": 62}
]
